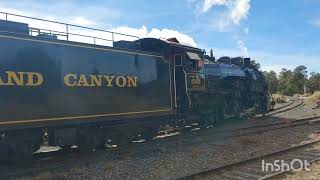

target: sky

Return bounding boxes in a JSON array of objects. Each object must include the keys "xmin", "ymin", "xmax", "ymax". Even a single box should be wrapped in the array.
[{"xmin": 0, "ymin": 0, "xmax": 320, "ymax": 74}]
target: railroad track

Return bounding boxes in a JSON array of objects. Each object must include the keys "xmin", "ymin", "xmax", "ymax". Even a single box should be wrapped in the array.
[
  {"xmin": 265, "ymin": 99, "xmax": 304, "ymax": 116},
  {"xmin": 175, "ymin": 100, "xmax": 320, "ymax": 180},
  {"xmin": 178, "ymin": 140, "xmax": 320, "ymax": 180},
  {"xmin": 199, "ymin": 116, "xmax": 320, "ymax": 154},
  {"xmin": 272, "ymin": 100, "xmax": 295, "ymax": 111}
]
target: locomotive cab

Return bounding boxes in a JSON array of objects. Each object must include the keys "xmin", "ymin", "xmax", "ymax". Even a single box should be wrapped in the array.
[
  {"xmin": 173, "ymin": 50, "xmax": 206, "ymax": 115},
  {"xmin": 114, "ymin": 37, "xmax": 206, "ymax": 114}
]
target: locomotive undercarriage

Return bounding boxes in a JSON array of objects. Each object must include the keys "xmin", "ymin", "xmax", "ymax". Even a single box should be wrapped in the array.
[
  {"xmin": 0, "ymin": 117, "xmax": 169, "ymax": 162},
  {"xmin": 0, "ymin": 129, "xmax": 42, "ymax": 162},
  {"xmin": 183, "ymin": 90, "xmax": 269, "ymax": 129},
  {"xmin": 0, "ymin": 94, "xmax": 269, "ymax": 162},
  {"xmin": 182, "ymin": 92, "xmax": 244, "ymax": 128}
]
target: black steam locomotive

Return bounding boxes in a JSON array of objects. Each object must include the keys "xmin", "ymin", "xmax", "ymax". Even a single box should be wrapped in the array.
[{"xmin": 0, "ymin": 13, "xmax": 270, "ymax": 161}]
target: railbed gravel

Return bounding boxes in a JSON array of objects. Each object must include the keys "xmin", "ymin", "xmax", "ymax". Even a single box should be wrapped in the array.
[{"xmin": 7, "ymin": 97, "xmax": 320, "ymax": 180}]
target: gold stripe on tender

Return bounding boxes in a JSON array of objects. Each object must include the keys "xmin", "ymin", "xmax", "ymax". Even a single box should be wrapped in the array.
[{"xmin": 0, "ymin": 109, "xmax": 172, "ymax": 125}]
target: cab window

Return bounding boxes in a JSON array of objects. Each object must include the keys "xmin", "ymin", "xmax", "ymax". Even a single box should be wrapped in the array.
[{"xmin": 186, "ymin": 52, "xmax": 204, "ymax": 71}]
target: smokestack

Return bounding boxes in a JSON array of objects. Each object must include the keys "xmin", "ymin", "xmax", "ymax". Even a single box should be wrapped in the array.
[{"xmin": 243, "ymin": 58, "xmax": 251, "ymax": 67}]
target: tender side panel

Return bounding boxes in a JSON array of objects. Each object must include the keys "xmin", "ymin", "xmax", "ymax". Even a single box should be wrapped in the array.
[{"xmin": 0, "ymin": 35, "xmax": 172, "ymax": 126}]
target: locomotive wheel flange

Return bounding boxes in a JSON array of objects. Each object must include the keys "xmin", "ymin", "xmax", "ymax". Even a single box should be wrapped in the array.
[
  {"xmin": 77, "ymin": 126, "xmax": 103, "ymax": 152},
  {"xmin": 143, "ymin": 127, "xmax": 159, "ymax": 141}
]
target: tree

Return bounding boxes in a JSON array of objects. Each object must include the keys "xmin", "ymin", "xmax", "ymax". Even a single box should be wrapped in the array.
[
  {"xmin": 277, "ymin": 66, "xmax": 308, "ymax": 95},
  {"xmin": 250, "ymin": 60, "xmax": 261, "ymax": 70},
  {"xmin": 307, "ymin": 72, "xmax": 320, "ymax": 93},
  {"xmin": 278, "ymin": 68, "xmax": 296, "ymax": 96},
  {"xmin": 292, "ymin": 65, "xmax": 308, "ymax": 94},
  {"xmin": 263, "ymin": 70, "xmax": 278, "ymax": 95}
]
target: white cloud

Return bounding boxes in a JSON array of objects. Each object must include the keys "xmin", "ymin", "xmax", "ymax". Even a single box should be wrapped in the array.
[
  {"xmin": 71, "ymin": 17, "xmax": 95, "ymax": 26},
  {"xmin": 111, "ymin": 26, "xmax": 148, "ymax": 39},
  {"xmin": 149, "ymin": 28, "xmax": 197, "ymax": 47},
  {"xmin": 244, "ymin": 27, "xmax": 249, "ymax": 34},
  {"xmin": 310, "ymin": 19, "xmax": 320, "ymax": 27},
  {"xmin": 237, "ymin": 40, "xmax": 248, "ymax": 57},
  {"xmin": 250, "ymin": 51, "xmax": 320, "ymax": 74},
  {"xmin": 207, "ymin": 40, "xmax": 248, "ymax": 57},
  {"xmin": 0, "ymin": 1, "xmax": 121, "ymax": 23},
  {"xmin": 230, "ymin": 0, "xmax": 250, "ymax": 25},
  {"xmin": 262, "ymin": 64, "xmax": 290, "ymax": 74},
  {"xmin": 0, "ymin": 8, "xmax": 32, "ymax": 17},
  {"xmin": 193, "ymin": 0, "xmax": 250, "ymax": 31},
  {"xmin": 111, "ymin": 26, "xmax": 197, "ymax": 47},
  {"xmin": 202, "ymin": 0, "xmax": 227, "ymax": 13}
]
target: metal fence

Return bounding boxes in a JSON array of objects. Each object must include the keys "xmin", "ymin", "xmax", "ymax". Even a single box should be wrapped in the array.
[{"xmin": 0, "ymin": 12, "xmax": 140, "ymax": 47}]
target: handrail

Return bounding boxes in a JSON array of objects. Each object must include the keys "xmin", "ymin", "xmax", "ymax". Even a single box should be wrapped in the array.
[
  {"xmin": 183, "ymin": 69, "xmax": 192, "ymax": 107},
  {"xmin": 29, "ymin": 27, "xmax": 114, "ymax": 43},
  {"xmin": 0, "ymin": 11, "xmax": 140, "ymax": 46}
]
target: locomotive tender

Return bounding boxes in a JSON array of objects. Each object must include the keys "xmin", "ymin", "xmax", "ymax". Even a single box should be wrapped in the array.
[{"xmin": 0, "ymin": 12, "xmax": 270, "ymax": 161}]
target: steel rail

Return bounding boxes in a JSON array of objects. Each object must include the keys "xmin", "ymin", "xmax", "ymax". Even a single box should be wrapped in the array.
[
  {"xmin": 272, "ymin": 100, "xmax": 295, "ymax": 111},
  {"xmin": 177, "ymin": 140, "xmax": 320, "ymax": 180},
  {"xmin": 266, "ymin": 100, "xmax": 304, "ymax": 116}
]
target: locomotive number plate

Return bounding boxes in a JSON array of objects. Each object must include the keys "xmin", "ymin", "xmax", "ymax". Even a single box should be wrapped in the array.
[{"xmin": 186, "ymin": 73, "xmax": 205, "ymax": 91}]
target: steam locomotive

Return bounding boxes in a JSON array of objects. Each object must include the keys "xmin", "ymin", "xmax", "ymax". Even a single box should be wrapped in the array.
[{"xmin": 0, "ymin": 13, "xmax": 270, "ymax": 161}]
